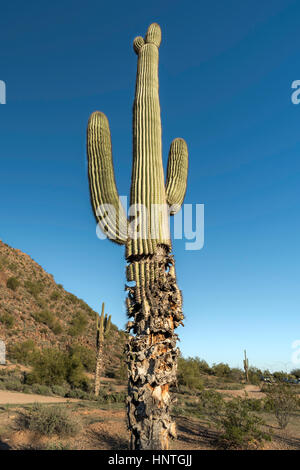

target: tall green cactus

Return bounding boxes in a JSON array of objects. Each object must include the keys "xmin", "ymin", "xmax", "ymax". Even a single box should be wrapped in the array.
[
  {"xmin": 87, "ymin": 23, "xmax": 188, "ymax": 449},
  {"xmin": 95, "ymin": 302, "xmax": 111, "ymax": 396}
]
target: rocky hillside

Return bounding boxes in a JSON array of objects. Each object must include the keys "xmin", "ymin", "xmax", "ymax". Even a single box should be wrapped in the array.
[{"xmin": 0, "ymin": 239, "xmax": 126, "ymax": 374}]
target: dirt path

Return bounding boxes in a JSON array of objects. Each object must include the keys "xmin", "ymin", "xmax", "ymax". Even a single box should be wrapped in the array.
[
  {"xmin": 0, "ymin": 390, "xmax": 77, "ymax": 405},
  {"xmin": 215, "ymin": 384, "xmax": 265, "ymax": 400}
]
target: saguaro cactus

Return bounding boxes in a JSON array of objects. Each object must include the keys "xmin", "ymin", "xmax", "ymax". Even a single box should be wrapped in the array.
[
  {"xmin": 87, "ymin": 23, "xmax": 188, "ymax": 449},
  {"xmin": 243, "ymin": 350, "xmax": 249, "ymax": 383},
  {"xmin": 95, "ymin": 302, "xmax": 111, "ymax": 396}
]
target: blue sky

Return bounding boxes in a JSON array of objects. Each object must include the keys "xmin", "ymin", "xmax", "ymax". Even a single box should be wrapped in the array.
[{"xmin": 0, "ymin": 0, "xmax": 299, "ymax": 372}]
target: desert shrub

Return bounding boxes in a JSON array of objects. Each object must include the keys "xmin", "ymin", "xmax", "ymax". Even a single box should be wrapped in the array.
[
  {"xmin": 68, "ymin": 312, "xmax": 88, "ymax": 336},
  {"xmin": 248, "ymin": 367, "xmax": 262, "ymax": 385},
  {"xmin": 217, "ymin": 397, "xmax": 270, "ymax": 449},
  {"xmin": 50, "ymin": 291, "xmax": 60, "ymax": 301},
  {"xmin": 32, "ymin": 309, "xmax": 54, "ymax": 327},
  {"xmin": 31, "ymin": 383, "xmax": 53, "ymax": 396},
  {"xmin": 17, "ymin": 404, "xmax": 81, "ymax": 436},
  {"xmin": 51, "ymin": 322, "xmax": 63, "ymax": 335},
  {"xmin": 8, "ymin": 339, "xmax": 38, "ymax": 365},
  {"xmin": 68, "ymin": 345, "xmax": 96, "ymax": 372},
  {"xmin": 264, "ymin": 384, "xmax": 299, "ymax": 429},
  {"xmin": 26, "ymin": 349, "xmax": 67, "ymax": 386},
  {"xmin": 32, "ymin": 310, "xmax": 62, "ymax": 335},
  {"xmin": 0, "ymin": 375, "xmax": 24, "ymax": 392},
  {"xmin": 198, "ymin": 390, "xmax": 225, "ymax": 418},
  {"xmin": 26, "ymin": 348, "xmax": 88, "ymax": 390},
  {"xmin": 228, "ymin": 368, "xmax": 244, "ymax": 382},
  {"xmin": 178, "ymin": 357, "xmax": 204, "ymax": 391},
  {"xmin": 65, "ymin": 351, "xmax": 90, "ymax": 389},
  {"xmin": 6, "ymin": 277, "xmax": 20, "ymax": 291},
  {"xmin": 0, "ymin": 312, "xmax": 14, "ymax": 328},
  {"xmin": 51, "ymin": 384, "xmax": 69, "ymax": 397},
  {"xmin": 211, "ymin": 362, "xmax": 231, "ymax": 378},
  {"xmin": 24, "ymin": 280, "xmax": 44, "ymax": 298},
  {"xmin": 291, "ymin": 369, "xmax": 300, "ymax": 379},
  {"xmin": 65, "ymin": 388, "xmax": 92, "ymax": 400},
  {"xmin": 273, "ymin": 371, "xmax": 290, "ymax": 383},
  {"xmin": 244, "ymin": 398, "xmax": 263, "ymax": 412},
  {"xmin": 67, "ymin": 293, "xmax": 78, "ymax": 304}
]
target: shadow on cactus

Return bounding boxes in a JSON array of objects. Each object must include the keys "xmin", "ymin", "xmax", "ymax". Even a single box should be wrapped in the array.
[{"xmin": 86, "ymin": 22, "xmax": 188, "ymax": 450}]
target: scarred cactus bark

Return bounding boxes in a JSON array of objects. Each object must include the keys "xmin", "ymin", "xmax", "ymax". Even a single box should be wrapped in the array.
[{"xmin": 87, "ymin": 22, "xmax": 188, "ymax": 450}]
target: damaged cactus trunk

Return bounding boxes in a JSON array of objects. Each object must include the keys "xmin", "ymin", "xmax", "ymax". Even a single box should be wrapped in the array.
[
  {"xmin": 126, "ymin": 247, "xmax": 184, "ymax": 449},
  {"xmin": 87, "ymin": 23, "xmax": 188, "ymax": 449}
]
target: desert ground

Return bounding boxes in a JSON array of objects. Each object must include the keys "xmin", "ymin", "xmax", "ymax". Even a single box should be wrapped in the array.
[{"xmin": 0, "ymin": 378, "xmax": 299, "ymax": 451}]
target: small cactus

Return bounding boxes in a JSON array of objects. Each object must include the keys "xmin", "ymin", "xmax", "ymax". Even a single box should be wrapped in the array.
[
  {"xmin": 243, "ymin": 350, "xmax": 249, "ymax": 383},
  {"xmin": 95, "ymin": 302, "xmax": 111, "ymax": 396}
]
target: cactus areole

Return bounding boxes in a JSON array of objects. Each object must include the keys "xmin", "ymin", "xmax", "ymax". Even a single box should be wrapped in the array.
[{"xmin": 87, "ymin": 23, "xmax": 188, "ymax": 450}]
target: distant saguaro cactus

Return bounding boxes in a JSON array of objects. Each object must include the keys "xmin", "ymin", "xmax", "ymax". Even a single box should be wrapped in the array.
[
  {"xmin": 87, "ymin": 23, "xmax": 188, "ymax": 449},
  {"xmin": 243, "ymin": 350, "xmax": 249, "ymax": 383},
  {"xmin": 95, "ymin": 302, "xmax": 111, "ymax": 396}
]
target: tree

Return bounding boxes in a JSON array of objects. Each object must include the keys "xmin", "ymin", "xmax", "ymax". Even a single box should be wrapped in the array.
[{"xmin": 86, "ymin": 23, "xmax": 188, "ymax": 449}]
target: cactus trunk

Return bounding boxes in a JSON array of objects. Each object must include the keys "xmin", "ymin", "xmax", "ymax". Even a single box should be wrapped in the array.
[
  {"xmin": 94, "ymin": 303, "xmax": 111, "ymax": 396},
  {"xmin": 95, "ymin": 342, "xmax": 103, "ymax": 397},
  {"xmin": 243, "ymin": 350, "xmax": 249, "ymax": 383},
  {"xmin": 87, "ymin": 23, "xmax": 188, "ymax": 449}
]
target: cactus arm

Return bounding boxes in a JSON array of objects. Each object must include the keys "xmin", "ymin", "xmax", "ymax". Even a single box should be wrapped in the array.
[
  {"xmin": 87, "ymin": 111, "xmax": 128, "ymax": 245},
  {"xmin": 104, "ymin": 314, "xmax": 111, "ymax": 338},
  {"xmin": 165, "ymin": 138, "xmax": 188, "ymax": 215}
]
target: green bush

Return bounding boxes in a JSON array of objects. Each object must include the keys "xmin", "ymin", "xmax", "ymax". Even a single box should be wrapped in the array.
[
  {"xmin": 31, "ymin": 383, "xmax": 53, "ymax": 396},
  {"xmin": 211, "ymin": 362, "xmax": 231, "ymax": 377},
  {"xmin": 26, "ymin": 348, "xmax": 88, "ymax": 389},
  {"xmin": 264, "ymin": 384, "xmax": 299, "ymax": 429},
  {"xmin": 8, "ymin": 340, "xmax": 38, "ymax": 365},
  {"xmin": 50, "ymin": 291, "xmax": 60, "ymax": 301},
  {"xmin": 26, "ymin": 349, "xmax": 67, "ymax": 386},
  {"xmin": 68, "ymin": 345, "xmax": 96, "ymax": 372},
  {"xmin": 0, "ymin": 375, "xmax": 24, "ymax": 392},
  {"xmin": 17, "ymin": 404, "xmax": 81, "ymax": 436},
  {"xmin": 51, "ymin": 384, "xmax": 69, "ymax": 397},
  {"xmin": 198, "ymin": 390, "xmax": 225, "ymax": 418},
  {"xmin": 32, "ymin": 310, "xmax": 62, "ymax": 335},
  {"xmin": 291, "ymin": 369, "xmax": 300, "ymax": 379},
  {"xmin": 0, "ymin": 312, "xmax": 14, "ymax": 328},
  {"xmin": 68, "ymin": 312, "xmax": 88, "ymax": 336},
  {"xmin": 24, "ymin": 280, "xmax": 44, "ymax": 299},
  {"xmin": 178, "ymin": 357, "xmax": 204, "ymax": 391},
  {"xmin": 217, "ymin": 397, "xmax": 270, "ymax": 449},
  {"xmin": 6, "ymin": 277, "xmax": 20, "ymax": 291}
]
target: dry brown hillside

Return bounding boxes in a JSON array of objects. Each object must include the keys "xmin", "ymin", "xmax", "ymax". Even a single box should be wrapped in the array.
[{"xmin": 0, "ymin": 239, "xmax": 126, "ymax": 374}]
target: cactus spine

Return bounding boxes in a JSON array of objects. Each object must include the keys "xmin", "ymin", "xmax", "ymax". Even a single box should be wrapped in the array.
[
  {"xmin": 95, "ymin": 302, "xmax": 111, "ymax": 396},
  {"xmin": 87, "ymin": 23, "xmax": 188, "ymax": 449},
  {"xmin": 243, "ymin": 350, "xmax": 249, "ymax": 383}
]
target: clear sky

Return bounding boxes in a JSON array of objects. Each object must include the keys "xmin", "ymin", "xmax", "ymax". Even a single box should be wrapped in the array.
[{"xmin": 0, "ymin": 0, "xmax": 299, "ymax": 372}]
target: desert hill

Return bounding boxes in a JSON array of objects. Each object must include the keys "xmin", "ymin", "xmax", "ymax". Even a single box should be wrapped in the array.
[{"xmin": 0, "ymin": 239, "xmax": 126, "ymax": 374}]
